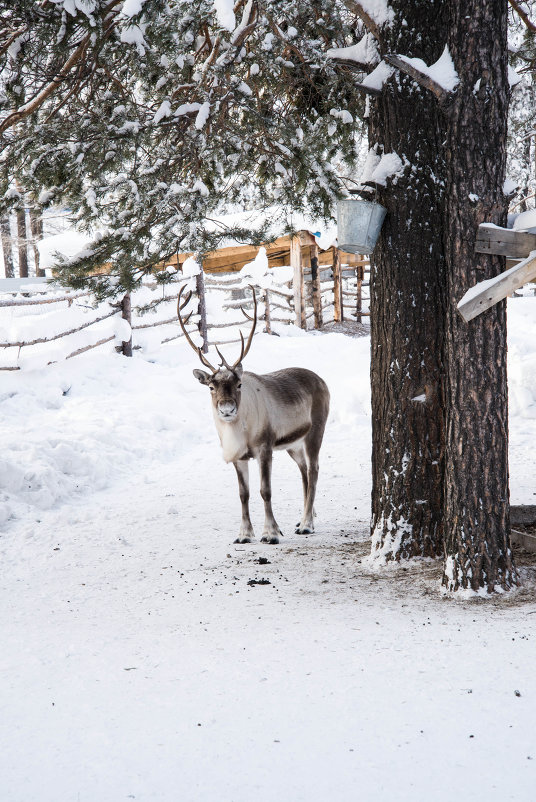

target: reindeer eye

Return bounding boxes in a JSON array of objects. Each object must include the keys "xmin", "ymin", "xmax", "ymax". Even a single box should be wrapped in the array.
[
  {"xmin": 209, "ymin": 385, "xmax": 215, "ymax": 392},
  {"xmin": 237, "ymin": 383, "xmax": 242, "ymax": 389}
]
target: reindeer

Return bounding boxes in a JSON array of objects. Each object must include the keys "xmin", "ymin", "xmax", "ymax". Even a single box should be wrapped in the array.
[{"xmin": 177, "ymin": 285, "xmax": 330, "ymax": 544}]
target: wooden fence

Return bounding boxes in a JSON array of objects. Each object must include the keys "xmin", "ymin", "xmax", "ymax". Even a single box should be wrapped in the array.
[{"xmin": 0, "ymin": 236, "xmax": 370, "ymax": 371}]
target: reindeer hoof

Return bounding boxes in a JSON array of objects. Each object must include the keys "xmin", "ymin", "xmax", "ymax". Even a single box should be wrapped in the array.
[
  {"xmin": 261, "ymin": 535, "xmax": 280, "ymax": 545},
  {"xmin": 295, "ymin": 525, "xmax": 314, "ymax": 535},
  {"xmin": 234, "ymin": 536, "xmax": 253, "ymax": 544}
]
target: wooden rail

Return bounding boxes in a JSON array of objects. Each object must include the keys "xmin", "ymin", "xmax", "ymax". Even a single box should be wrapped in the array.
[{"xmin": 1, "ymin": 242, "xmax": 370, "ymax": 370}]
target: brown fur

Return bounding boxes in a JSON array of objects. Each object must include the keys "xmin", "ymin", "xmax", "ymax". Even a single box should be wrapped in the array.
[{"xmin": 194, "ymin": 365, "xmax": 330, "ymax": 544}]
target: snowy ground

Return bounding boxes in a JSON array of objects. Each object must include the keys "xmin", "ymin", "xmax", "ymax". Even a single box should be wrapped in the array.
[{"xmin": 1, "ymin": 300, "xmax": 536, "ymax": 801}]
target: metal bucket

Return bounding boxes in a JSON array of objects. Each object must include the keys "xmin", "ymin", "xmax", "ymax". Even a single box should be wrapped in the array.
[{"xmin": 337, "ymin": 198, "xmax": 387, "ymax": 254}]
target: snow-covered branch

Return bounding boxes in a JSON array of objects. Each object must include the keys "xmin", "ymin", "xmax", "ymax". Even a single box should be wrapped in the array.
[
  {"xmin": 384, "ymin": 47, "xmax": 459, "ymax": 103},
  {"xmin": 340, "ymin": 0, "xmax": 382, "ymax": 42},
  {"xmin": 508, "ymin": 0, "xmax": 536, "ymax": 33}
]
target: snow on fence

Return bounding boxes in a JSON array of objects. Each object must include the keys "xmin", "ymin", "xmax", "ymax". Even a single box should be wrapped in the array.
[{"xmin": 0, "ymin": 251, "xmax": 369, "ymax": 371}]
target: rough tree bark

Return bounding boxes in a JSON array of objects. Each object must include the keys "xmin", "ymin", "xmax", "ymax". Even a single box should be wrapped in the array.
[
  {"xmin": 368, "ymin": 1, "xmax": 448, "ymax": 562},
  {"xmin": 16, "ymin": 208, "xmax": 29, "ymax": 278},
  {"xmin": 29, "ymin": 209, "xmax": 44, "ymax": 277},
  {"xmin": 1, "ymin": 216, "xmax": 15, "ymax": 278},
  {"xmin": 442, "ymin": 0, "xmax": 516, "ymax": 591}
]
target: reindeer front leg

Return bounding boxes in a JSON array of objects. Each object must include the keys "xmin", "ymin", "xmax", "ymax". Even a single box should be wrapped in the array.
[
  {"xmin": 233, "ymin": 460, "xmax": 255, "ymax": 543},
  {"xmin": 258, "ymin": 446, "xmax": 283, "ymax": 544}
]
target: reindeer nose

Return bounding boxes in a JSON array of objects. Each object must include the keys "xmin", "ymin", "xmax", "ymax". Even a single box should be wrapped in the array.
[{"xmin": 218, "ymin": 401, "xmax": 237, "ymax": 419}]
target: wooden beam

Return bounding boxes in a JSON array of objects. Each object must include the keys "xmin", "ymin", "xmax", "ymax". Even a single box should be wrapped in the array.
[
  {"xmin": 475, "ymin": 223, "xmax": 536, "ymax": 259},
  {"xmin": 457, "ymin": 251, "xmax": 536, "ymax": 322}
]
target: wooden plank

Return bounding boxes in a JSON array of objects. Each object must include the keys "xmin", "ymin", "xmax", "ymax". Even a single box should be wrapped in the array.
[
  {"xmin": 475, "ymin": 224, "xmax": 536, "ymax": 259},
  {"xmin": 457, "ymin": 251, "xmax": 536, "ymax": 322}
]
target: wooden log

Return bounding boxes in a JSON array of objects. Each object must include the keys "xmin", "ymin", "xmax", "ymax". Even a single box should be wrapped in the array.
[
  {"xmin": 475, "ymin": 223, "xmax": 536, "ymax": 259},
  {"xmin": 333, "ymin": 248, "xmax": 343, "ymax": 322},
  {"xmin": 457, "ymin": 251, "xmax": 536, "ymax": 322},
  {"xmin": 290, "ymin": 235, "xmax": 305, "ymax": 329}
]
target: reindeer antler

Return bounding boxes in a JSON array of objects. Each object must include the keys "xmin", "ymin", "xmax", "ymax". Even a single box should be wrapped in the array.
[
  {"xmin": 177, "ymin": 284, "xmax": 217, "ymax": 372},
  {"xmin": 232, "ymin": 285, "xmax": 257, "ymax": 369}
]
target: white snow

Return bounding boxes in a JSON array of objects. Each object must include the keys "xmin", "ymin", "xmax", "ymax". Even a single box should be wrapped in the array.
[
  {"xmin": 366, "ymin": 151, "xmax": 405, "ymax": 187},
  {"xmin": 153, "ymin": 100, "xmax": 172, "ymax": 124},
  {"xmin": 504, "ymin": 178, "xmax": 518, "ymax": 197},
  {"xmin": 509, "ymin": 65, "xmax": 523, "ymax": 87},
  {"xmin": 1, "ymin": 292, "xmax": 536, "ymax": 801},
  {"xmin": 37, "ymin": 230, "xmax": 92, "ymax": 271},
  {"xmin": 513, "ymin": 208, "xmax": 536, "ymax": 232},
  {"xmin": 213, "ymin": 0, "xmax": 235, "ymax": 31},
  {"xmin": 121, "ymin": 0, "xmax": 147, "ymax": 17},
  {"xmin": 326, "ymin": 33, "xmax": 380, "ymax": 67},
  {"xmin": 195, "ymin": 102, "xmax": 211, "ymax": 130},
  {"xmin": 359, "ymin": 0, "xmax": 395, "ymax": 26},
  {"xmin": 361, "ymin": 60, "xmax": 394, "ymax": 91},
  {"xmin": 398, "ymin": 45, "xmax": 459, "ymax": 92}
]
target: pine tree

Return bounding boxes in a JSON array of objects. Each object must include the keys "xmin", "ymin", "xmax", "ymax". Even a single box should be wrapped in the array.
[{"xmin": 1, "ymin": 0, "xmax": 362, "ymax": 298}]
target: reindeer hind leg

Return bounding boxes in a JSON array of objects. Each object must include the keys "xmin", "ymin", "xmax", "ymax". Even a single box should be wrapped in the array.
[{"xmin": 297, "ymin": 397, "xmax": 329, "ymax": 534}]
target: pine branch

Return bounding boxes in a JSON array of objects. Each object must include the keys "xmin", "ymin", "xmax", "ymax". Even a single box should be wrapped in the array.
[
  {"xmin": 384, "ymin": 54, "xmax": 449, "ymax": 102},
  {"xmin": 509, "ymin": 0, "xmax": 536, "ymax": 33},
  {"xmin": 339, "ymin": 0, "xmax": 381, "ymax": 42},
  {"xmin": 0, "ymin": 0, "xmax": 123, "ymax": 136},
  {"xmin": 330, "ymin": 58, "xmax": 382, "ymax": 94}
]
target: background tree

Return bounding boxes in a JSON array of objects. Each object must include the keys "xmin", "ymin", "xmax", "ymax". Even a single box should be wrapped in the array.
[{"xmin": 507, "ymin": 1, "xmax": 536, "ymax": 211}]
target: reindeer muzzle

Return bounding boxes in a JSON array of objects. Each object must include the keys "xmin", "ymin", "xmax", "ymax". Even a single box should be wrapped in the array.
[{"xmin": 217, "ymin": 401, "xmax": 238, "ymax": 421}]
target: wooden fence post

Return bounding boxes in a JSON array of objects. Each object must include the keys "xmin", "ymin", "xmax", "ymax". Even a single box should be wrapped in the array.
[
  {"xmin": 121, "ymin": 292, "xmax": 132, "ymax": 357},
  {"xmin": 196, "ymin": 264, "xmax": 209, "ymax": 353},
  {"xmin": 333, "ymin": 247, "xmax": 343, "ymax": 323},
  {"xmin": 264, "ymin": 289, "xmax": 272, "ymax": 334},
  {"xmin": 310, "ymin": 242, "xmax": 323, "ymax": 329},
  {"xmin": 356, "ymin": 263, "xmax": 364, "ymax": 324},
  {"xmin": 290, "ymin": 235, "xmax": 305, "ymax": 329}
]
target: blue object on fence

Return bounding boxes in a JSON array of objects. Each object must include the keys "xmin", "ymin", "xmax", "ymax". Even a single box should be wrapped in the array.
[{"xmin": 337, "ymin": 198, "xmax": 387, "ymax": 254}]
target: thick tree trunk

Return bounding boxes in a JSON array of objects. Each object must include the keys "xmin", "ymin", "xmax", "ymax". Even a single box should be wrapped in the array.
[
  {"xmin": 29, "ymin": 209, "xmax": 44, "ymax": 277},
  {"xmin": 121, "ymin": 292, "xmax": 133, "ymax": 357},
  {"xmin": 1, "ymin": 216, "xmax": 15, "ymax": 278},
  {"xmin": 368, "ymin": 2, "xmax": 448, "ymax": 561},
  {"xmin": 442, "ymin": 0, "xmax": 516, "ymax": 591},
  {"xmin": 16, "ymin": 208, "xmax": 29, "ymax": 278}
]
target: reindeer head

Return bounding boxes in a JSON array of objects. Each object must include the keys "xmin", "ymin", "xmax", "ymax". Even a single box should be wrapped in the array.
[{"xmin": 178, "ymin": 285, "xmax": 257, "ymax": 422}]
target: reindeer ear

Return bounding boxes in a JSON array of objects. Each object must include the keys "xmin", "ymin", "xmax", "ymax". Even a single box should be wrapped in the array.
[
  {"xmin": 193, "ymin": 369, "xmax": 211, "ymax": 385},
  {"xmin": 234, "ymin": 363, "xmax": 244, "ymax": 378}
]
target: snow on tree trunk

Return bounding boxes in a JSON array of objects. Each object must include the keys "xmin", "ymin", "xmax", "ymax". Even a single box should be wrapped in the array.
[
  {"xmin": 368, "ymin": 4, "xmax": 448, "ymax": 562},
  {"xmin": 1, "ymin": 216, "xmax": 15, "ymax": 279},
  {"xmin": 16, "ymin": 209, "xmax": 28, "ymax": 278},
  {"xmin": 442, "ymin": 0, "xmax": 516, "ymax": 592}
]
